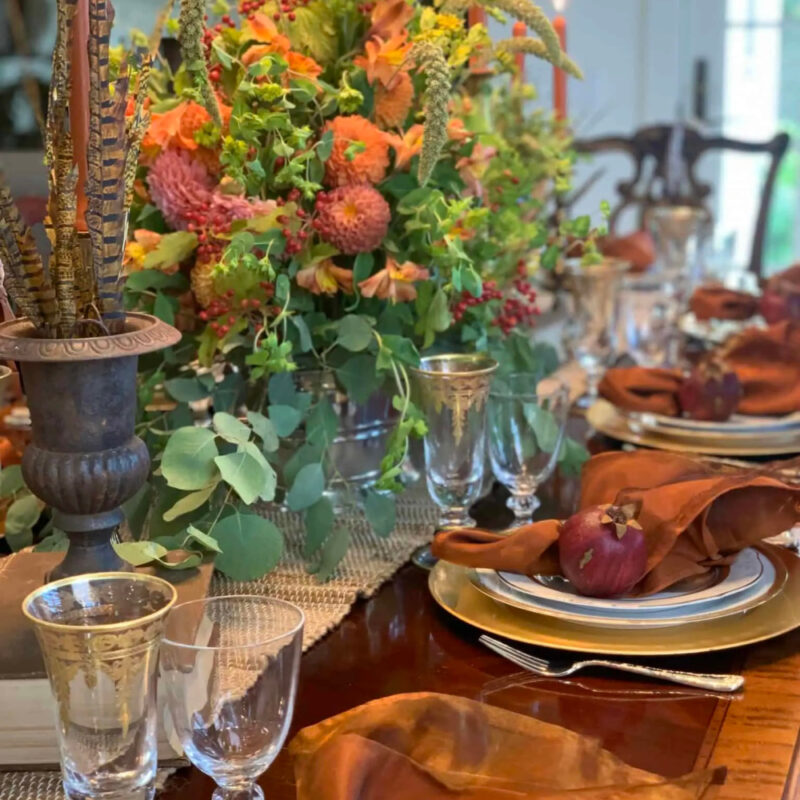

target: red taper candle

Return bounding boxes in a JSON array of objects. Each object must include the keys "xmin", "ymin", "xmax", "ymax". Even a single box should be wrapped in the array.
[{"xmin": 553, "ymin": 13, "xmax": 567, "ymax": 120}]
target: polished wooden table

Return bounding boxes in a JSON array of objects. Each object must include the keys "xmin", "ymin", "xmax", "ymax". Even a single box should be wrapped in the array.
[{"xmin": 161, "ymin": 438, "xmax": 800, "ymax": 800}]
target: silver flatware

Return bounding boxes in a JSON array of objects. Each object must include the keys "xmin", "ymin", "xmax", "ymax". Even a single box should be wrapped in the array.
[{"xmin": 479, "ymin": 634, "xmax": 744, "ymax": 693}]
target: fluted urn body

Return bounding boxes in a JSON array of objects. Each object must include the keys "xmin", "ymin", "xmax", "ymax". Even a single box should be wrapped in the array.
[{"xmin": 0, "ymin": 313, "xmax": 180, "ymax": 580}]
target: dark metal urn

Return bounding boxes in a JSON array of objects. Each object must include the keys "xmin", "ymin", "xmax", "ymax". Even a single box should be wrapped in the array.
[{"xmin": 0, "ymin": 313, "xmax": 181, "ymax": 580}]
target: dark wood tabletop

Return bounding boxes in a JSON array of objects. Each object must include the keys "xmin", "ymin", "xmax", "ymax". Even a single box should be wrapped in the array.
[{"xmin": 159, "ymin": 431, "xmax": 800, "ymax": 800}]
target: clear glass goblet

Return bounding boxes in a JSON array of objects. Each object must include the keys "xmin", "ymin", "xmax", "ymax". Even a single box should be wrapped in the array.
[
  {"xmin": 22, "ymin": 573, "xmax": 177, "ymax": 800},
  {"xmin": 488, "ymin": 375, "xmax": 570, "ymax": 523},
  {"xmin": 411, "ymin": 353, "xmax": 498, "ymax": 567},
  {"xmin": 160, "ymin": 596, "xmax": 304, "ymax": 800}
]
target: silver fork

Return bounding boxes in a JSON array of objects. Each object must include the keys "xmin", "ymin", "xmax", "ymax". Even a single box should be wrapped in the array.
[{"xmin": 479, "ymin": 635, "xmax": 744, "ymax": 693}]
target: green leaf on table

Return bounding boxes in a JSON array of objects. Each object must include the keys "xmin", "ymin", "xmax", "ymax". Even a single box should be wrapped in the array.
[
  {"xmin": 123, "ymin": 483, "xmax": 153, "ymax": 539},
  {"xmin": 113, "ymin": 541, "xmax": 168, "ymax": 567},
  {"xmin": 162, "ymin": 427, "xmax": 219, "ymax": 490},
  {"xmin": 283, "ymin": 440, "xmax": 324, "ymax": 486},
  {"xmin": 212, "ymin": 371, "xmax": 245, "ymax": 414},
  {"xmin": 0, "ymin": 465, "xmax": 25, "ymax": 498},
  {"xmin": 5, "ymin": 494, "xmax": 43, "ymax": 535},
  {"xmin": 303, "ymin": 497, "xmax": 334, "ymax": 559},
  {"xmin": 143, "ymin": 231, "xmax": 198, "ymax": 270},
  {"xmin": 6, "ymin": 529, "xmax": 33, "ymax": 552},
  {"xmin": 309, "ymin": 526, "xmax": 350, "ymax": 582},
  {"xmin": 33, "ymin": 529, "xmax": 68, "ymax": 553},
  {"xmin": 164, "ymin": 376, "xmax": 211, "ymax": 403},
  {"xmin": 269, "ymin": 404, "xmax": 304, "ymax": 437},
  {"xmin": 335, "ymin": 314, "xmax": 373, "ymax": 352},
  {"xmin": 214, "ymin": 450, "xmax": 268, "ymax": 505},
  {"xmin": 153, "ymin": 291, "xmax": 176, "ymax": 325},
  {"xmin": 162, "ymin": 482, "xmax": 217, "ymax": 522},
  {"xmin": 240, "ymin": 441, "xmax": 277, "ymax": 501},
  {"xmin": 558, "ymin": 437, "xmax": 590, "ymax": 477},
  {"xmin": 305, "ymin": 397, "xmax": 339, "ymax": 449},
  {"xmin": 185, "ymin": 524, "xmax": 222, "ymax": 553},
  {"xmin": 246, "ymin": 411, "xmax": 279, "ymax": 452},
  {"xmin": 269, "ymin": 372, "xmax": 298, "ymax": 405},
  {"xmin": 364, "ymin": 489, "xmax": 396, "ymax": 538},
  {"xmin": 212, "ymin": 412, "xmax": 251, "ymax": 444},
  {"xmin": 523, "ymin": 404, "xmax": 562, "ymax": 454},
  {"xmin": 335, "ymin": 354, "xmax": 382, "ymax": 404},
  {"xmin": 286, "ymin": 462, "xmax": 325, "ymax": 511},
  {"xmin": 153, "ymin": 552, "xmax": 203, "ymax": 571},
  {"xmin": 212, "ymin": 512, "xmax": 284, "ymax": 580}
]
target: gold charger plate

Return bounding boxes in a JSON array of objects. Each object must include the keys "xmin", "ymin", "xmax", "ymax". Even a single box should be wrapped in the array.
[
  {"xmin": 587, "ymin": 399, "xmax": 800, "ymax": 456},
  {"xmin": 428, "ymin": 546, "xmax": 800, "ymax": 656}
]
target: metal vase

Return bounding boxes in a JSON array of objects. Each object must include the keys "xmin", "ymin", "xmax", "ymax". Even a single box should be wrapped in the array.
[{"xmin": 0, "ymin": 313, "xmax": 181, "ymax": 580}]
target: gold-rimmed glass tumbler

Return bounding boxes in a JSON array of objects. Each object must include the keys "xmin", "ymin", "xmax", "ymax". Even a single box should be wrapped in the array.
[
  {"xmin": 411, "ymin": 354, "xmax": 497, "ymax": 543},
  {"xmin": 22, "ymin": 573, "xmax": 177, "ymax": 800}
]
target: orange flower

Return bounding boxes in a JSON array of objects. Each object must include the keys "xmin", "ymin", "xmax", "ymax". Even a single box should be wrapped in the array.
[
  {"xmin": 323, "ymin": 115, "xmax": 390, "ymax": 187},
  {"xmin": 388, "ymin": 124, "xmax": 423, "ymax": 170},
  {"xmin": 368, "ymin": 0, "xmax": 414, "ymax": 40},
  {"xmin": 243, "ymin": 12, "xmax": 291, "ymax": 51},
  {"xmin": 286, "ymin": 51, "xmax": 323, "ymax": 80},
  {"xmin": 354, "ymin": 34, "xmax": 411, "ymax": 87},
  {"xmin": 456, "ymin": 142, "xmax": 498, "ymax": 200},
  {"xmin": 242, "ymin": 39, "xmax": 291, "ymax": 65},
  {"xmin": 143, "ymin": 100, "xmax": 231, "ymax": 153},
  {"xmin": 358, "ymin": 257, "xmax": 429, "ymax": 302},
  {"xmin": 124, "ymin": 229, "xmax": 165, "ymax": 272},
  {"xmin": 447, "ymin": 118, "xmax": 472, "ymax": 143},
  {"xmin": 296, "ymin": 260, "xmax": 354, "ymax": 295},
  {"xmin": 375, "ymin": 71, "xmax": 414, "ymax": 128}
]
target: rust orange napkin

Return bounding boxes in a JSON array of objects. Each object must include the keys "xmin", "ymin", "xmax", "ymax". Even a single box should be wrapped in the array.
[
  {"xmin": 290, "ymin": 692, "xmax": 724, "ymax": 799},
  {"xmin": 432, "ymin": 451, "xmax": 800, "ymax": 595},
  {"xmin": 597, "ymin": 367, "xmax": 683, "ymax": 416},
  {"xmin": 689, "ymin": 285, "xmax": 758, "ymax": 322},
  {"xmin": 599, "ymin": 230, "xmax": 656, "ymax": 272}
]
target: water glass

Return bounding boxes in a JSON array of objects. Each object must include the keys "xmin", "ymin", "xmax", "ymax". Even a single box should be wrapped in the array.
[
  {"xmin": 22, "ymin": 573, "xmax": 177, "ymax": 800},
  {"xmin": 618, "ymin": 273, "xmax": 672, "ymax": 366},
  {"xmin": 563, "ymin": 259, "xmax": 628, "ymax": 400},
  {"xmin": 160, "ymin": 596, "xmax": 304, "ymax": 800},
  {"xmin": 488, "ymin": 375, "xmax": 570, "ymax": 522}
]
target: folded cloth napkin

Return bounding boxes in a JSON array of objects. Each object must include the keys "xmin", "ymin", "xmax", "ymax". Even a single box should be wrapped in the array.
[
  {"xmin": 766, "ymin": 263, "xmax": 800, "ymax": 295},
  {"xmin": 290, "ymin": 692, "xmax": 724, "ymax": 799},
  {"xmin": 599, "ymin": 230, "xmax": 656, "ymax": 272},
  {"xmin": 432, "ymin": 451, "xmax": 800, "ymax": 595},
  {"xmin": 689, "ymin": 284, "xmax": 758, "ymax": 322},
  {"xmin": 720, "ymin": 320, "xmax": 800, "ymax": 416},
  {"xmin": 598, "ymin": 367, "xmax": 684, "ymax": 416}
]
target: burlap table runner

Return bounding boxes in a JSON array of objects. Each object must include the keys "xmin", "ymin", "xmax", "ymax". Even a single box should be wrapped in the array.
[{"xmin": 0, "ymin": 488, "xmax": 437, "ymax": 799}]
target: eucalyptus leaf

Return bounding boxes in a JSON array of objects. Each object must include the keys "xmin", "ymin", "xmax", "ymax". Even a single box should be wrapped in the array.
[
  {"xmin": 363, "ymin": 489, "xmax": 396, "ymax": 538},
  {"xmin": 246, "ymin": 411, "xmax": 279, "ymax": 452},
  {"xmin": 305, "ymin": 397, "xmax": 339, "ymax": 449},
  {"xmin": 164, "ymin": 377, "xmax": 211, "ymax": 403},
  {"xmin": 113, "ymin": 541, "xmax": 168, "ymax": 567},
  {"xmin": 0, "ymin": 465, "xmax": 25, "ymax": 498},
  {"xmin": 212, "ymin": 512, "xmax": 284, "ymax": 580},
  {"xmin": 269, "ymin": 404, "xmax": 304, "ymax": 437},
  {"xmin": 5, "ymin": 494, "xmax": 43, "ymax": 535},
  {"xmin": 213, "ymin": 412, "xmax": 251, "ymax": 444},
  {"xmin": 523, "ymin": 404, "xmax": 562, "ymax": 454},
  {"xmin": 286, "ymin": 463, "xmax": 325, "ymax": 511},
  {"xmin": 214, "ymin": 450, "xmax": 268, "ymax": 505},
  {"xmin": 6, "ymin": 529, "xmax": 33, "ymax": 552},
  {"xmin": 269, "ymin": 372, "xmax": 297, "ymax": 405},
  {"xmin": 312, "ymin": 526, "xmax": 350, "ymax": 582},
  {"xmin": 335, "ymin": 355, "xmax": 382, "ymax": 404},
  {"xmin": 33, "ymin": 529, "xmax": 69, "ymax": 553},
  {"xmin": 335, "ymin": 314, "xmax": 373, "ymax": 352},
  {"xmin": 185, "ymin": 524, "xmax": 223, "ymax": 554},
  {"xmin": 162, "ymin": 427, "xmax": 219, "ymax": 490},
  {"xmin": 162, "ymin": 483, "xmax": 217, "ymax": 522},
  {"xmin": 240, "ymin": 442, "xmax": 277, "ymax": 501},
  {"xmin": 303, "ymin": 497, "xmax": 334, "ymax": 558},
  {"xmin": 153, "ymin": 292, "xmax": 175, "ymax": 325},
  {"xmin": 153, "ymin": 553, "xmax": 203, "ymax": 571}
]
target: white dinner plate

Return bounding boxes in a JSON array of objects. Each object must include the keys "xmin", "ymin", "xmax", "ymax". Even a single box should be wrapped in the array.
[{"xmin": 625, "ymin": 408, "xmax": 800, "ymax": 436}]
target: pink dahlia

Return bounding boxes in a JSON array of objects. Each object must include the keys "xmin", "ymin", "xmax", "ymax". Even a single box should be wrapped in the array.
[{"xmin": 313, "ymin": 185, "xmax": 391, "ymax": 254}]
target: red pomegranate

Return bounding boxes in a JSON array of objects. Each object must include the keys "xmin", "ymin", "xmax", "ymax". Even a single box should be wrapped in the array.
[{"xmin": 678, "ymin": 359, "xmax": 742, "ymax": 422}]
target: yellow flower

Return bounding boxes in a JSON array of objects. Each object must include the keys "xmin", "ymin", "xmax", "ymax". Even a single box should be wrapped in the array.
[{"xmin": 435, "ymin": 14, "xmax": 464, "ymax": 32}]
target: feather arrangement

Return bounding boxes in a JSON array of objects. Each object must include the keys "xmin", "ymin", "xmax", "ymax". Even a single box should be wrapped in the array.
[{"xmin": 0, "ymin": 0, "xmax": 152, "ymax": 338}]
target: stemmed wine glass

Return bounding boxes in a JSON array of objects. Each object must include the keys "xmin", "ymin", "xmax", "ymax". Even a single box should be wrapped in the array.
[
  {"xmin": 488, "ymin": 375, "xmax": 570, "ymax": 523},
  {"xmin": 160, "ymin": 596, "xmax": 304, "ymax": 800}
]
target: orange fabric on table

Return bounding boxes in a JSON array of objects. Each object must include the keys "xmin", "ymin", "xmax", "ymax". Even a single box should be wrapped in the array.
[
  {"xmin": 722, "ymin": 321, "xmax": 800, "ymax": 416},
  {"xmin": 431, "ymin": 451, "xmax": 800, "ymax": 596},
  {"xmin": 689, "ymin": 284, "xmax": 758, "ymax": 321},
  {"xmin": 599, "ymin": 230, "xmax": 656, "ymax": 272},
  {"xmin": 290, "ymin": 692, "xmax": 725, "ymax": 799},
  {"xmin": 598, "ymin": 366, "xmax": 684, "ymax": 416}
]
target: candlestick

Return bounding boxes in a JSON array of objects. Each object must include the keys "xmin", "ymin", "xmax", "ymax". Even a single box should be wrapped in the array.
[
  {"xmin": 467, "ymin": 5, "xmax": 492, "ymax": 75},
  {"xmin": 553, "ymin": 14, "xmax": 567, "ymax": 120},
  {"xmin": 512, "ymin": 21, "xmax": 526, "ymax": 85},
  {"xmin": 70, "ymin": 0, "xmax": 90, "ymax": 231}
]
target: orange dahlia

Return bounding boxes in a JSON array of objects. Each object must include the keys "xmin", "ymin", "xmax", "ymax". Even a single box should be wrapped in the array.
[
  {"xmin": 323, "ymin": 115, "xmax": 390, "ymax": 187},
  {"xmin": 375, "ymin": 71, "xmax": 414, "ymax": 128},
  {"xmin": 313, "ymin": 185, "xmax": 391, "ymax": 254}
]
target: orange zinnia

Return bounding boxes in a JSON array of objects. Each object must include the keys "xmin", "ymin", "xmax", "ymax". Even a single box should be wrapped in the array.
[
  {"xmin": 358, "ymin": 257, "xmax": 429, "ymax": 302},
  {"xmin": 323, "ymin": 115, "xmax": 390, "ymax": 187}
]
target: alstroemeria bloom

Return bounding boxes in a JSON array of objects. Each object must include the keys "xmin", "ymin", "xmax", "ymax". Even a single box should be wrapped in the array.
[
  {"xmin": 354, "ymin": 34, "xmax": 412, "ymax": 87},
  {"xmin": 296, "ymin": 260, "xmax": 354, "ymax": 295},
  {"xmin": 243, "ymin": 13, "xmax": 291, "ymax": 52},
  {"xmin": 388, "ymin": 124, "xmax": 424, "ymax": 170},
  {"xmin": 368, "ymin": 0, "xmax": 415, "ymax": 40},
  {"xmin": 456, "ymin": 143, "xmax": 498, "ymax": 200},
  {"xmin": 286, "ymin": 51, "xmax": 324, "ymax": 81},
  {"xmin": 358, "ymin": 258, "xmax": 430, "ymax": 302}
]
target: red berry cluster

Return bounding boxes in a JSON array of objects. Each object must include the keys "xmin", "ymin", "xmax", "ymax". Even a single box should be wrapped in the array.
[
  {"xmin": 238, "ymin": 0, "xmax": 262, "ymax": 19},
  {"xmin": 490, "ymin": 261, "xmax": 539, "ymax": 335},
  {"xmin": 198, "ymin": 284, "xmax": 276, "ymax": 338},
  {"xmin": 272, "ymin": 0, "xmax": 311, "ymax": 22},
  {"xmin": 202, "ymin": 14, "xmax": 237, "ymax": 85},
  {"xmin": 182, "ymin": 201, "xmax": 235, "ymax": 237},
  {"xmin": 276, "ymin": 189, "xmax": 310, "ymax": 257},
  {"xmin": 451, "ymin": 280, "xmax": 502, "ymax": 323},
  {"xmin": 357, "ymin": 2, "xmax": 376, "ymax": 13}
]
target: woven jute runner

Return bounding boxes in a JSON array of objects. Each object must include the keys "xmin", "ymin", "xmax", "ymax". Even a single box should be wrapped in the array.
[{"xmin": 0, "ymin": 489, "xmax": 437, "ymax": 799}]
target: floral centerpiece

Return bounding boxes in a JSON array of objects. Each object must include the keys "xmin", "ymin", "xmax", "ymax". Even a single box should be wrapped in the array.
[{"xmin": 117, "ymin": 0, "xmax": 594, "ymax": 580}]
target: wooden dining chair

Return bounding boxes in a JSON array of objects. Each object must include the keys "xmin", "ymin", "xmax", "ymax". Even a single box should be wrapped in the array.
[{"xmin": 574, "ymin": 124, "xmax": 790, "ymax": 279}]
